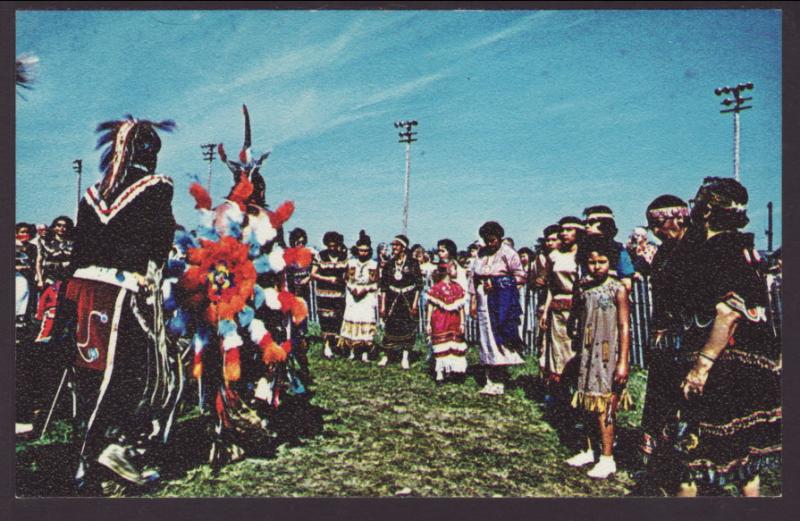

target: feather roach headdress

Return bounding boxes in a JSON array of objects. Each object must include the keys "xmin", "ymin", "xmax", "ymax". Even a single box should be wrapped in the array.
[
  {"xmin": 218, "ymin": 104, "xmax": 270, "ymax": 208},
  {"xmin": 95, "ymin": 115, "xmax": 176, "ymax": 200}
]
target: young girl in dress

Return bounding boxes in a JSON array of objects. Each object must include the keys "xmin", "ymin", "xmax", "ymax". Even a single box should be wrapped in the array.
[
  {"xmin": 425, "ymin": 260, "xmax": 468, "ymax": 383},
  {"xmin": 565, "ymin": 237, "xmax": 632, "ymax": 479}
]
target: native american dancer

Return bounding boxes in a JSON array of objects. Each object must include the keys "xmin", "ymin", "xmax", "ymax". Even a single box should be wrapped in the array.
[
  {"xmin": 311, "ymin": 231, "xmax": 348, "ymax": 358},
  {"xmin": 670, "ymin": 178, "xmax": 780, "ymax": 497},
  {"xmin": 339, "ymin": 231, "xmax": 379, "ymax": 361},
  {"xmin": 49, "ymin": 116, "xmax": 183, "ymax": 493},
  {"xmin": 426, "ymin": 261, "xmax": 469, "ymax": 383},
  {"xmin": 33, "ymin": 216, "xmax": 75, "ymax": 343},
  {"xmin": 378, "ymin": 234, "xmax": 422, "ymax": 369},
  {"xmin": 469, "ymin": 221, "xmax": 526, "ymax": 396},
  {"xmin": 168, "ymin": 105, "xmax": 310, "ymax": 467},
  {"xmin": 638, "ymin": 195, "xmax": 692, "ymax": 469}
]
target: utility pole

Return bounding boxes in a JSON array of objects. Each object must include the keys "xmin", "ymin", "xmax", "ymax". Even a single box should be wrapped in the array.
[
  {"xmin": 393, "ymin": 120, "xmax": 418, "ymax": 236},
  {"xmin": 200, "ymin": 143, "xmax": 217, "ymax": 193},
  {"xmin": 715, "ymin": 82, "xmax": 753, "ymax": 182},
  {"xmin": 72, "ymin": 159, "xmax": 82, "ymax": 220},
  {"xmin": 766, "ymin": 201, "xmax": 773, "ymax": 253}
]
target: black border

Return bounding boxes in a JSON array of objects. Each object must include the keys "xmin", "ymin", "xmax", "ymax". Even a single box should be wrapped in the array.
[{"xmin": 3, "ymin": 2, "xmax": 798, "ymax": 520}]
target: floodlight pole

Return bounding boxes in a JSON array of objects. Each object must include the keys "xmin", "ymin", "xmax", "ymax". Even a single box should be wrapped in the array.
[
  {"xmin": 394, "ymin": 120, "xmax": 418, "ymax": 236},
  {"xmin": 72, "ymin": 159, "xmax": 82, "ymax": 220},
  {"xmin": 201, "ymin": 143, "xmax": 217, "ymax": 192},
  {"xmin": 715, "ymin": 82, "xmax": 753, "ymax": 182}
]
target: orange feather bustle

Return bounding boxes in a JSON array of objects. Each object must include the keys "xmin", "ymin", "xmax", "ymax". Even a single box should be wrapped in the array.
[
  {"xmin": 193, "ymin": 352, "xmax": 203, "ymax": 379},
  {"xmin": 259, "ymin": 331, "xmax": 287, "ymax": 364},
  {"xmin": 291, "ymin": 297, "xmax": 308, "ymax": 325},
  {"xmin": 267, "ymin": 201, "xmax": 295, "ymax": 229},
  {"xmin": 189, "ymin": 182, "xmax": 212, "ymax": 210},
  {"xmin": 224, "ymin": 347, "xmax": 241, "ymax": 383}
]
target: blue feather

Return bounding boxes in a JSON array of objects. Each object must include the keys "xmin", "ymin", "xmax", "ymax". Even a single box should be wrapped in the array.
[
  {"xmin": 168, "ymin": 308, "xmax": 189, "ymax": 336},
  {"xmin": 196, "ymin": 225, "xmax": 219, "ymax": 242},
  {"xmin": 225, "ymin": 219, "xmax": 243, "ymax": 240},
  {"xmin": 238, "ymin": 306, "xmax": 255, "ymax": 328},
  {"xmin": 218, "ymin": 319, "xmax": 237, "ymax": 337},
  {"xmin": 253, "ymin": 285, "xmax": 265, "ymax": 309},
  {"xmin": 253, "ymin": 254, "xmax": 271, "ymax": 274},
  {"xmin": 192, "ymin": 329, "xmax": 209, "ymax": 353},
  {"xmin": 174, "ymin": 229, "xmax": 198, "ymax": 251}
]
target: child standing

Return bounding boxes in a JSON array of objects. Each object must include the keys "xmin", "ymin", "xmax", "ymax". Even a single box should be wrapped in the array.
[
  {"xmin": 566, "ymin": 237, "xmax": 632, "ymax": 479},
  {"xmin": 426, "ymin": 261, "xmax": 469, "ymax": 383}
]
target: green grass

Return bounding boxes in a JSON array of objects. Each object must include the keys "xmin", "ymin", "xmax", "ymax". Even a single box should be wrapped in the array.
[{"xmin": 17, "ymin": 338, "xmax": 781, "ymax": 497}]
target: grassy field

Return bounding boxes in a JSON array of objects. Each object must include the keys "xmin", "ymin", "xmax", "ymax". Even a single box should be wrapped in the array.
[{"xmin": 16, "ymin": 338, "xmax": 781, "ymax": 497}]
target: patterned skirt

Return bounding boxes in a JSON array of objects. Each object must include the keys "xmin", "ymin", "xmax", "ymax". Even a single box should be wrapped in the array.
[{"xmin": 670, "ymin": 347, "xmax": 781, "ymax": 487}]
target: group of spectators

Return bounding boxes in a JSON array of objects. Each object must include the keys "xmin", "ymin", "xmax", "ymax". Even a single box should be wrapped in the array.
[
  {"xmin": 15, "ymin": 217, "xmax": 76, "ymax": 435},
  {"xmin": 278, "ymin": 178, "xmax": 780, "ymax": 494}
]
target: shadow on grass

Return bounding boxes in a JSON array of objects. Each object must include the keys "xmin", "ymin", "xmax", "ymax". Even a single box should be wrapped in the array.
[{"xmin": 16, "ymin": 439, "xmax": 80, "ymax": 497}]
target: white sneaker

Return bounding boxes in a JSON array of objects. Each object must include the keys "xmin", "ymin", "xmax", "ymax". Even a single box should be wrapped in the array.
[
  {"xmin": 377, "ymin": 356, "xmax": 389, "ymax": 367},
  {"xmin": 566, "ymin": 449, "xmax": 595, "ymax": 468},
  {"xmin": 361, "ymin": 352, "xmax": 370, "ymax": 363},
  {"xmin": 348, "ymin": 350, "xmax": 355, "ymax": 360},
  {"xmin": 15, "ymin": 422, "xmax": 33, "ymax": 435},
  {"xmin": 492, "ymin": 383, "xmax": 505, "ymax": 395},
  {"xmin": 479, "ymin": 383, "xmax": 496, "ymax": 395},
  {"xmin": 587, "ymin": 455, "xmax": 616, "ymax": 479},
  {"xmin": 401, "ymin": 357, "xmax": 410, "ymax": 370},
  {"xmin": 323, "ymin": 344, "xmax": 333, "ymax": 359}
]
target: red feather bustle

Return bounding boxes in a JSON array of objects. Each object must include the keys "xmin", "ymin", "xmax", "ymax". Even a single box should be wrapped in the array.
[
  {"xmin": 189, "ymin": 182, "xmax": 212, "ymax": 210},
  {"xmin": 280, "ymin": 340, "xmax": 292, "ymax": 355},
  {"xmin": 278, "ymin": 290, "xmax": 296, "ymax": 313},
  {"xmin": 228, "ymin": 174, "xmax": 254, "ymax": 211},
  {"xmin": 268, "ymin": 201, "xmax": 295, "ymax": 229}
]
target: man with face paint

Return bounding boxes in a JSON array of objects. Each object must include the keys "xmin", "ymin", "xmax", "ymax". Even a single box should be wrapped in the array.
[
  {"xmin": 378, "ymin": 234, "xmax": 422, "ymax": 369},
  {"xmin": 339, "ymin": 231, "xmax": 379, "ymax": 362}
]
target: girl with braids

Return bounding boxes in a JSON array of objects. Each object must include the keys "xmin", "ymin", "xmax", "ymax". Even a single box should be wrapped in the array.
[
  {"xmin": 426, "ymin": 238, "xmax": 469, "ymax": 384},
  {"xmin": 339, "ymin": 230, "xmax": 380, "ymax": 362},
  {"xmin": 59, "ymin": 115, "xmax": 180, "ymax": 492}
]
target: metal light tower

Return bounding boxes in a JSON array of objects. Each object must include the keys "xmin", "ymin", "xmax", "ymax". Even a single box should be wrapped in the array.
[
  {"xmin": 715, "ymin": 82, "xmax": 753, "ymax": 182},
  {"xmin": 72, "ymin": 159, "xmax": 82, "ymax": 219},
  {"xmin": 394, "ymin": 120, "xmax": 418, "ymax": 236},
  {"xmin": 200, "ymin": 143, "xmax": 217, "ymax": 192}
]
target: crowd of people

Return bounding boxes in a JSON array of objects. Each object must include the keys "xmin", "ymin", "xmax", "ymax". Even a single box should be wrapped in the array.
[{"xmin": 14, "ymin": 110, "xmax": 781, "ymax": 497}]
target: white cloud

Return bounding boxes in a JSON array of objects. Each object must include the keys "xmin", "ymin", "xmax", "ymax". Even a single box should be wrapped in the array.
[{"xmin": 351, "ymin": 72, "xmax": 450, "ymax": 112}]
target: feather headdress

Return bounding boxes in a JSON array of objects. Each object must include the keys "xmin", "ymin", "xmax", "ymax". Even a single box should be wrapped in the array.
[
  {"xmin": 95, "ymin": 115, "xmax": 176, "ymax": 199},
  {"xmin": 218, "ymin": 104, "xmax": 270, "ymax": 208}
]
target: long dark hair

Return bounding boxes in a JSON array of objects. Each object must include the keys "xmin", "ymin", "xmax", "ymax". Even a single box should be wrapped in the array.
[{"xmin": 46, "ymin": 215, "xmax": 74, "ymax": 242}]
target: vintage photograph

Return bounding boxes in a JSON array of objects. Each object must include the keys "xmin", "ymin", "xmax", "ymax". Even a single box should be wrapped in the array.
[{"xmin": 14, "ymin": 7, "xmax": 782, "ymax": 497}]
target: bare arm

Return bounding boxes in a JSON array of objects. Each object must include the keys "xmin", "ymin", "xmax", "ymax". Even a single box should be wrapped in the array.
[
  {"xmin": 539, "ymin": 288, "xmax": 553, "ymax": 330},
  {"xmin": 682, "ymin": 302, "xmax": 741, "ymax": 398},
  {"xmin": 614, "ymin": 285, "xmax": 631, "ymax": 385}
]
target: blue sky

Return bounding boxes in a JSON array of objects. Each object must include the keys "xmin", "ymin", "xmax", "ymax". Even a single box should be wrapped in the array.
[{"xmin": 16, "ymin": 9, "xmax": 781, "ymax": 251}]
